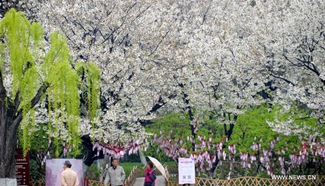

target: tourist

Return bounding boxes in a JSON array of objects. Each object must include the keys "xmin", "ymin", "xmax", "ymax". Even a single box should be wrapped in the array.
[
  {"xmin": 105, "ymin": 158, "xmax": 125, "ymax": 186},
  {"xmin": 61, "ymin": 160, "xmax": 79, "ymax": 186},
  {"xmin": 144, "ymin": 161, "xmax": 156, "ymax": 186}
]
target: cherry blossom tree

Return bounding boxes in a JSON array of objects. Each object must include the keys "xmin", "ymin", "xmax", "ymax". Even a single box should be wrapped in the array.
[
  {"xmin": 245, "ymin": 0, "xmax": 325, "ymax": 122},
  {"xmin": 19, "ymin": 0, "xmax": 325, "ymax": 178},
  {"xmin": 26, "ymin": 0, "xmax": 171, "ymax": 148},
  {"xmin": 2, "ymin": 1, "xmax": 165, "ymax": 178},
  {"xmin": 145, "ymin": 0, "xmax": 324, "ymax": 178},
  {"xmin": 18, "ymin": 0, "xmax": 271, "ymax": 164}
]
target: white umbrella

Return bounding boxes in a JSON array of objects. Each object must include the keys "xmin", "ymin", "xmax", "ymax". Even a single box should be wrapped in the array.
[{"xmin": 148, "ymin": 156, "xmax": 168, "ymax": 179}]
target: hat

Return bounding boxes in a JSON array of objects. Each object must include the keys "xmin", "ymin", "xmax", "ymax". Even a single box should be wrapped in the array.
[{"xmin": 64, "ymin": 160, "xmax": 72, "ymax": 168}]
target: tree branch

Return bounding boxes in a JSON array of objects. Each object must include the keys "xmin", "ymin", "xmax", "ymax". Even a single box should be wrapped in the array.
[
  {"xmin": 270, "ymin": 73, "xmax": 296, "ymax": 86},
  {"xmin": 14, "ymin": 91, "xmax": 20, "ymax": 111},
  {"xmin": 201, "ymin": 0, "xmax": 212, "ymax": 25},
  {"xmin": 0, "ymin": 71, "xmax": 6, "ymax": 98},
  {"xmin": 149, "ymin": 30, "xmax": 170, "ymax": 56},
  {"xmin": 101, "ymin": 3, "xmax": 136, "ymax": 45},
  {"xmin": 130, "ymin": 5, "xmax": 151, "ymax": 25},
  {"xmin": 12, "ymin": 82, "xmax": 50, "ymax": 130},
  {"xmin": 296, "ymin": 58, "xmax": 325, "ymax": 85}
]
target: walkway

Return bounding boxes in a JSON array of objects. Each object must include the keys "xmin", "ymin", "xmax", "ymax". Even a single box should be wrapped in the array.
[{"xmin": 132, "ymin": 175, "xmax": 166, "ymax": 186}]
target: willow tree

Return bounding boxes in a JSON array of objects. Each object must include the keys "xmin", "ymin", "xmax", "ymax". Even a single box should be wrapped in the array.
[{"xmin": 0, "ymin": 9, "xmax": 100, "ymax": 180}]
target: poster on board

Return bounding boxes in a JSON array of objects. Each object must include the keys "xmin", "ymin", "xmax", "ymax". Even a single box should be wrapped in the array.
[
  {"xmin": 178, "ymin": 158, "xmax": 195, "ymax": 184},
  {"xmin": 46, "ymin": 159, "xmax": 83, "ymax": 186}
]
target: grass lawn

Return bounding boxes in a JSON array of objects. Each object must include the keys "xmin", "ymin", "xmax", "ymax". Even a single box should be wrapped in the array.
[
  {"xmin": 120, "ymin": 162, "xmax": 143, "ymax": 176},
  {"xmin": 164, "ymin": 161, "xmax": 177, "ymax": 166}
]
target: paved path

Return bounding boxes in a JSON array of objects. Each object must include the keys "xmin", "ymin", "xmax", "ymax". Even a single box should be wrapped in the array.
[{"xmin": 133, "ymin": 175, "xmax": 165, "ymax": 186}]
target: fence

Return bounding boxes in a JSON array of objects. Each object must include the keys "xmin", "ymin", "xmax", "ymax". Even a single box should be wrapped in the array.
[
  {"xmin": 30, "ymin": 165, "xmax": 138, "ymax": 186},
  {"xmin": 166, "ymin": 176, "xmax": 325, "ymax": 186},
  {"xmin": 30, "ymin": 179, "xmax": 104, "ymax": 186},
  {"xmin": 164, "ymin": 165, "xmax": 325, "ymax": 186},
  {"xmin": 123, "ymin": 165, "xmax": 138, "ymax": 186},
  {"xmin": 30, "ymin": 180, "xmax": 45, "ymax": 186},
  {"xmin": 88, "ymin": 180, "xmax": 104, "ymax": 186}
]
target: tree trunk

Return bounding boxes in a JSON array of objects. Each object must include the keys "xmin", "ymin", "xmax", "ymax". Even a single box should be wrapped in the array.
[
  {"xmin": 0, "ymin": 122, "xmax": 18, "ymax": 178},
  {"xmin": 139, "ymin": 150, "xmax": 147, "ymax": 166},
  {"xmin": 0, "ymin": 71, "xmax": 18, "ymax": 178},
  {"xmin": 227, "ymin": 123, "xmax": 235, "ymax": 140},
  {"xmin": 0, "ymin": 74, "xmax": 19, "ymax": 179},
  {"xmin": 0, "ymin": 94, "xmax": 19, "ymax": 178},
  {"xmin": 188, "ymin": 108, "xmax": 196, "ymax": 151},
  {"xmin": 0, "ymin": 71, "xmax": 48, "ymax": 179}
]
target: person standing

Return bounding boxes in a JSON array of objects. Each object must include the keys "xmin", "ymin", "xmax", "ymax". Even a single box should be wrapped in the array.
[
  {"xmin": 61, "ymin": 160, "xmax": 79, "ymax": 186},
  {"xmin": 144, "ymin": 161, "xmax": 156, "ymax": 186},
  {"xmin": 105, "ymin": 158, "xmax": 125, "ymax": 186}
]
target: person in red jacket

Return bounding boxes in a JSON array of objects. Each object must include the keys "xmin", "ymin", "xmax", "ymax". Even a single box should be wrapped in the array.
[{"xmin": 144, "ymin": 161, "xmax": 156, "ymax": 186}]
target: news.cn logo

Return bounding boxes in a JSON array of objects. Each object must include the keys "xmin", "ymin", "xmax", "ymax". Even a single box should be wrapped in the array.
[{"xmin": 272, "ymin": 175, "xmax": 318, "ymax": 180}]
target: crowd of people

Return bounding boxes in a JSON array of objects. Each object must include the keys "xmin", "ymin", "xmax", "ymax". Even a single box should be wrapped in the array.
[{"xmin": 60, "ymin": 159, "xmax": 157, "ymax": 186}]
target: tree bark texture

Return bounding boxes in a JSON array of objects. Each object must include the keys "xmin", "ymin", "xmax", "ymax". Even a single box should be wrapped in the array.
[
  {"xmin": 0, "ymin": 71, "xmax": 48, "ymax": 178},
  {"xmin": 0, "ymin": 72, "xmax": 19, "ymax": 178}
]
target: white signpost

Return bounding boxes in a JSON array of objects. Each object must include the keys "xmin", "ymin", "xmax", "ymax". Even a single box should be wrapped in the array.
[{"xmin": 178, "ymin": 158, "xmax": 196, "ymax": 184}]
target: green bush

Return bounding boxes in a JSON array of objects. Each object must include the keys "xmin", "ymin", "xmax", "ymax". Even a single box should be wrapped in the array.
[
  {"xmin": 30, "ymin": 158, "xmax": 45, "ymax": 181},
  {"xmin": 87, "ymin": 164, "xmax": 102, "ymax": 180}
]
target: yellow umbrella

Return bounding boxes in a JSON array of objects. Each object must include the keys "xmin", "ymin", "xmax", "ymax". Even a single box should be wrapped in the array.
[{"xmin": 148, "ymin": 156, "xmax": 168, "ymax": 179}]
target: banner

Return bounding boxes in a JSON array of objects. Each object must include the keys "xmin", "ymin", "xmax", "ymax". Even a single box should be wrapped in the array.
[
  {"xmin": 46, "ymin": 159, "xmax": 83, "ymax": 186},
  {"xmin": 178, "ymin": 158, "xmax": 195, "ymax": 184}
]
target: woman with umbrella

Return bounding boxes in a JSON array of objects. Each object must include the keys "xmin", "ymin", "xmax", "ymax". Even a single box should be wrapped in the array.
[{"xmin": 144, "ymin": 161, "xmax": 156, "ymax": 186}]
